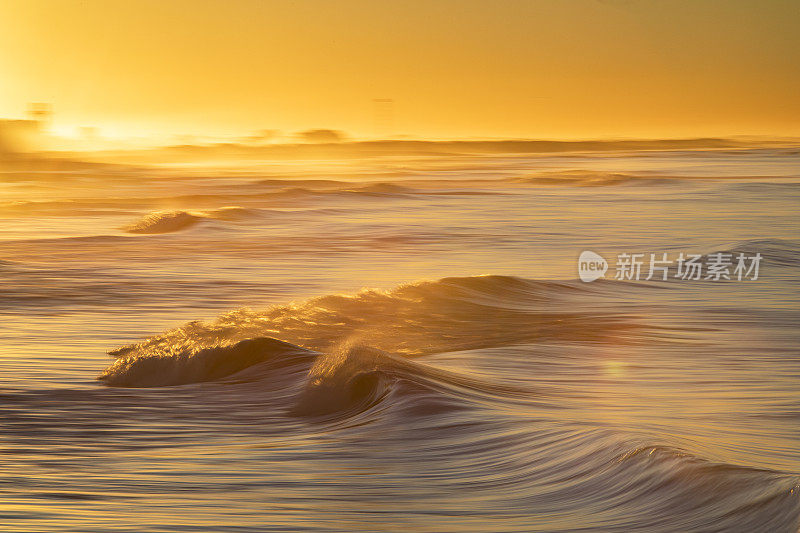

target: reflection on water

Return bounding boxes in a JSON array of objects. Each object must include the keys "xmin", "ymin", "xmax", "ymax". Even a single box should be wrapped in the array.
[{"xmin": 1, "ymin": 147, "xmax": 800, "ymax": 531}]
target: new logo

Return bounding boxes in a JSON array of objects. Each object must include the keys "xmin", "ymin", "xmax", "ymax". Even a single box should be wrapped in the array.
[{"xmin": 578, "ymin": 251, "xmax": 608, "ymax": 282}]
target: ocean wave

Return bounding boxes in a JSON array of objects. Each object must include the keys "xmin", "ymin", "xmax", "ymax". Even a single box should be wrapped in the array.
[
  {"xmin": 44, "ymin": 271, "xmax": 800, "ymax": 531},
  {"xmin": 101, "ymin": 275, "xmax": 662, "ymax": 391},
  {"xmin": 106, "ymin": 275, "xmax": 651, "ymax": 362},
  {"xmin": 252, "ymin": 178, "xmax": 347, "ymax": 188},
  {"xmin": 99, "ymin": 337, "xmax": 316, "ymax": 387},
  {"xmin": 87, "ymin": 138, "xmax": 752, "ymax": 164},
  {"xmin": 1, "ymin": 179, "xmax": 500, "ymax": 220},
  {"xmin": 0, "ymin": 258, "xmax": 22, "ymax": 270},
  {"xmin": 267, "ymin": 182, "xmax": 415, "ymax": 201},
  {"xmin": 349, "ymin": 182, "xmax": 414, "ymax": 194},
  {"xmin": 122, "ymin": 206, "xmax": 264, "ymax": 234},
  {"xmin": 291, "ymin": 341, "xmax": 538, "ymax": 418},
  {"xmin": 291, "ymin": 343, "xmax": 422, "ymax": 418},
  {"xmin": 598, "ymin": 444, "xmax": 800, "ymax": 532},
  {"xmin": 96, "ymin": 322, "xmax": 800, "ymax": 531},
  {"xmin": 512, "ymin": 170, "xmax": 685, "ymax": 187},
  {"xmin": 101, "ymin": 334, "xmax": 538, "ymax": 427},
  {"xmin": 123, "ymin": 210, "xmax": 205, "ymax": 234},
  {"xmin": 721, "ymin": 181, "xmax": 800, "ymax": 194},
  {"xmin": 711, "ymin": 238, "xmax": 800, "ymax": 267}
]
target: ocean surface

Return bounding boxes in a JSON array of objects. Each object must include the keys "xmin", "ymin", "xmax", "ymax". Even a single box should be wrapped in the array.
[{"xmin": 1, "ymin": 143, "xmax": 800, "ymax": 532}]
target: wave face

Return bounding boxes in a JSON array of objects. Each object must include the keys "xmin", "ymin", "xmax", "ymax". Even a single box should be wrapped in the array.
[{"xmin": 99, "ymin": 337, "xmax": 317, "ymax": 387}]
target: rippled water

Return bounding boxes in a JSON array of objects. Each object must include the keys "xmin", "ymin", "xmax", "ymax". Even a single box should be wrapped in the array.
[{"xmin": 1, "ymin": 146, "xmax": 800, "ymax": 532}]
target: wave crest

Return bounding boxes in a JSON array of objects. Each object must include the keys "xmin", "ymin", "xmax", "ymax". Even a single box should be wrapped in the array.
[
  {"xmin": 123, "ymin": 210, "xmax": 204, "ymax": 234},
  {"xmin": 107, "ymin": 275, "xmax": 647, "ymax": 364},
  {"xmin": 101, "ymin": 275, "xmax": 656, "ymax": 392},
  {"xmin": 122, "ymin": 206, "xmax": 263, "ymax": 234},
  {"xmin": 99, "ymin": 336, "xmax": 316, "ymax": 387}
]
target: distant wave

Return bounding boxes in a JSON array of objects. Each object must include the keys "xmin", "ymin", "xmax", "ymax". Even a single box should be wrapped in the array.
[
  {"xmin": 711, "ymin": 238, "xmax": 800, "ymax": 267},
  {"xmin": 202, "ymin": 205, "xmax": 263, "ymax": 221},
  {"xmin": 86, "ymin": 137, "xmax": 758, "ymax": 164},
  {"xmin": 268, "ymin": 182, "xmax": 415, "ymax": 201},
  {"xmin": 350, "ymin": 182, "xmax": 413, "ymax": 194},
  {"xmin": 2, "ymin": 179, "xmax": 504, "ymax": 220},
  {"xmin": 123, "ymin": 210, "xmax": 205, "ymax": 234},
  {"xmin": 113, "ymin": 181, "xmax": 497, "ymax": 233},
  {"xmin": 510, "ymin": 170, "xmax": 800, "ymax": 188},
  {"xmin": 721, "ymin": 181, "xmax": 800, "ymax": 195},
  {"xmin": 122, "ymin": 206, "xmax": 263, "ymax": 234},
  {"xmin": 511, "ymin": 170, "xmax": 685, "ymax": 187},
  {"xmin": 252, "ymin": 178, "xmax": 348, "ymax": 189}
]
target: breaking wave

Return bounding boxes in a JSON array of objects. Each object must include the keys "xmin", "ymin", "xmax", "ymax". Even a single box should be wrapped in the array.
[
  {"xmin": 122, "ymin": 206, "xmax": 263, "ymax": 234},
  {"xmin": 99, "ymin": 274, "xmax": 672, "ymax": 427},
  {"xmin": 99, "ymin": 337, "xmax": 317, "ymax": 387},
  {"xmin": 104, "ymin": 275, "xmax": 651, "ymax": 368},
  {"xmin": 123, "ymin": 210, "xmax": 204, "ymax": 234},
  {"xmin": 92, "ymin": 274, "xmax": 800, "ymax": 532}
]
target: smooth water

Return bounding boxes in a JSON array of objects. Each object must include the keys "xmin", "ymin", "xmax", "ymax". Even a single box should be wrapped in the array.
[{"xmin": 1, "ymin": 146, "xmax": 799, "ymax": 532}]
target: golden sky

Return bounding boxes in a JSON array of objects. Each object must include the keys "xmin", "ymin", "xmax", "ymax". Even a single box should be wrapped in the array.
[{"xmin": 1, "ymin": 0, "xmax": 798, "ymax": 141}]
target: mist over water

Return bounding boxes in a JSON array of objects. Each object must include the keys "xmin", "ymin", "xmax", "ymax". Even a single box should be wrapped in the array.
[{"xmin": 1, "ymin": 145, "xmax": 800, "ymax": 532}]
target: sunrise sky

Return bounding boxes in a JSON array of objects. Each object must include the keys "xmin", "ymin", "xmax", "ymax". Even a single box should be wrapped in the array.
[{"xmin": 1, "ymin": 0, "xmax": 798, "ymax": 142}]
